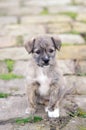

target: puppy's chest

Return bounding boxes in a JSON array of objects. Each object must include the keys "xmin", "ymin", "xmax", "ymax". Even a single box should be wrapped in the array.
[{"xmin": 36, "ymin": 69, "xmax": 51, "ymax": 96}]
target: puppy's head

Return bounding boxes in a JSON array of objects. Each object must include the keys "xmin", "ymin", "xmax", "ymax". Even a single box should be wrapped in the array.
[{"xmin": 25, "ymin": 36, "xmax": 61, "ymax": 67}]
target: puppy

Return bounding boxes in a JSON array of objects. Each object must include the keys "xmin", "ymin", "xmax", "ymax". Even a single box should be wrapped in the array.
[{"xmin": 25, "ymin": 35, "xmax": 66, "ymax": 118}]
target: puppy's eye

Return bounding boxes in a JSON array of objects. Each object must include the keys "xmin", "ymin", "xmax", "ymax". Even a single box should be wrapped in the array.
[
  {"xmin": 49, "ymin": 49, "xmax": 54, "ymax": 53},
  {"xmin": 35, "ymin": 50, "xmax": 40, "ymax": 54}
]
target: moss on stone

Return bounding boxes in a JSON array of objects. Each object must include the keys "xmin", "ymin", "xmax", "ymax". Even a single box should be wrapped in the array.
[
  {"xmin": 0, "ymin": 93, "xmax": 11, "ymax": 98},
  {"xmin": 5, "ymin": 59, "xmax": 15, "ymax": 72},
  {"xmin": 40, "ymin": 7, "xmax": 49, "ymax": 15},
  {"xmin": 59, "ymin": 12, "xmax": 77, "ymax": 19},
  {"xmin": 0, "ymin": 73, "xmax": 24, "ymax": 80}
]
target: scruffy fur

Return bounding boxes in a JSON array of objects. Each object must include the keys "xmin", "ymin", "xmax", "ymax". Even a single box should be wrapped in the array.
[{"xmin": 25, "ymin": 35, "xmax": 66, "ymax": 118}]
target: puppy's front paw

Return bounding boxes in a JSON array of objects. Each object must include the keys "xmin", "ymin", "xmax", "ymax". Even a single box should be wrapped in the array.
[
  {"xmin": 25, "ymin": 107, "xmax": 36, "ymax": 115},
  {"xmin": 48, "ymin": 108, "xmax": 60, "ymax": 118}
]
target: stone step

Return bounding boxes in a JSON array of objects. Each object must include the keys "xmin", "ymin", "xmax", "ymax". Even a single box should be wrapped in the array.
[
  {"xmin": 23, "ymin": 0, "xmax": 72, "ymax": 6},
  {"xmin": 58, "ymin": 45, "xmax": 86, "ymax": 60},
  {"xmin": 21, "ymin": 15, "xmax": 72, "ymax": 24},
  {"xmin": 0, "ymin": 79, "xmax": 26, "ymax": 95},
  {"xmin": 0, "ymin": 95, "xmax": 86, "ymax": 121},
  {"xmin": 0, "ymin": 16, "xmax": 17, "ymax": 25},
  {"xmin": 48, "ymin": 5, "xmax": 86, "ymax": 14},
  {"xmin": 0, "ymin": 96, "xmax": 27, "ymax": 121},
  {"xmin": 0, "ymin": 45, "xmax": 86, "ymax": 60}
]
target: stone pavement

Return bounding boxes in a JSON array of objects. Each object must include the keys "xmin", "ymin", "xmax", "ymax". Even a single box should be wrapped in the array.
[{"xmin": 0, "ymin": 0, "xmax": 86, "ymax": 130}]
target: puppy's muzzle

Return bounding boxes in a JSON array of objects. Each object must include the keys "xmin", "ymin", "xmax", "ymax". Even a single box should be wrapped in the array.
[{"xmin": 42, "ymin": 57, "xmax": 49, "ymax": 66}]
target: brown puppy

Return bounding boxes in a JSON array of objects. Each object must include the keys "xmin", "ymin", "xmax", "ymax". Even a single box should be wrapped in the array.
[{"xmin": 25, "ymin": 35, "xmax": 66, "ymax": 118}]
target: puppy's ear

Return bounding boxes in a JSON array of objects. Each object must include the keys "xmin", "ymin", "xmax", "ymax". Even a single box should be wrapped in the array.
[
  {"xmin": 25, "ymin": 38, "xmax": 35, "ymax": 53},
  {"xmin": 51, "ymin": 37, "xmax": 62, "ymax": 51}
]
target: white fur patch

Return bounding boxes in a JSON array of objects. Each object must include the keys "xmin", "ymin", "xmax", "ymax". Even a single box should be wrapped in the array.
[
  {"xmin": 45, "ymin": 108, "xmax": 60, "ymax": 118},
  {"xmin": 25, "ymin": 108, "xmax": 30, "ymax": 114},
  {"xmin": 37, "ymin": 68, "xmax": 50, "ymax": 96}
]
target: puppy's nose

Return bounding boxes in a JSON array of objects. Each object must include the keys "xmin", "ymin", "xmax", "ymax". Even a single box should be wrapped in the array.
[{"xmin": 43, "ymin": 57, "xmax": 49, "ymax": 64}]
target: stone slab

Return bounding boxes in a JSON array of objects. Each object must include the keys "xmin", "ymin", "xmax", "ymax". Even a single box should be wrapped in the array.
[
  {"xmin": 3, "ymin": 24, "xmax": 45, "ymax": 37},
  {"xmin": 47, "ymin": 23, "xmax": 71, "ymax": 33},
  {"xmin": 48, "ymin": 5, "xmax": 86, "ymax": 13},
  {"xmin": 21, "ymin": 15, "xmax": 72, "ymax": 24},
  {"xmin": 0, "ymin": 47, "xmax": 30, "ymax": 60},
  {"xmin": 0, "ymin": 0, "xmax": 19, "ymax": 8},
  {"xmin": 0, "ymin": 79, "xmax": 26, "ymax": 95},
  {"xmin": 0, "ymin": 16, "xmax": 17, "ymax": 25},
  {"xmin": 0, "ymin": 124, "xmax": 13, "ymax": 130},
  {"xmin": 73, "ymin": 22, "xmax": 86, "ymax": 33},
  {"xmin": 57, "ymin": 45, "xmax": 86, "ymax": 60},
  {"xmin": 0, "ymin": 36, "xmax": 16, "ymax": 48},
  {"xmin": 76, "ymin": 13, "xmax": 86, "ymax": 22},
  {"xmin": 0, "ymin": 61, "xmax": 8, "ymax": 74},
  {"xmin": 13, "ymin": 123, "xmax": 50, "ymax": 130},
  {"xmin": 59, "ymin": 34, "xmax": 85, "ymax": 44},
  {"xmin": 65, "ymin": 76, "xmax": 86, "ymax": 95},
  {"xmin": 74, "ymin": 95, "xmax": 86, "ymax": 111},
  {"xmin": 23, "ymin": 0, "xmax": 71, "ymax": 6},
  {"xmin": 0, "ymin": 96, "xmax": 27, "ymax": 121},
  {"xmin": 74, "ymin": 0, "xmax": 86, "ymax": 5},
  {"xmin": 78, "ymin": 61, "xmax": 86, "ymax": 73}
]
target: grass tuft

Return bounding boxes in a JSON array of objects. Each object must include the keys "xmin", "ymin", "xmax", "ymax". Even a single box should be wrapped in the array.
[
  {"xmin": 79, "ymin": 126, "xmax": 86, "ymax": 130},
  {"xmin": 0, "ymin": 93, "xmax": 11, "ymax": 98},
  {"xmin": 76, "ymin": 73, "xmax": 86, "ymax": 77},
  {"xmin": 5, "ymin": 59, "xmax": 15, "ymax": 72},
  {"xmin": 16, "ymin": 116, "xmax": 43, "ymax": 124},
  {"xmin": 59, "ymin": 12, "xmax": 77, "ymax": 19},
  {"xmin": 0, "ymin": 73, "xmax": 23, "ymax": 80},
  {"xmin": 68, "ymin": 108, "xmax": 86, "ymax": 118},
  {"xmin": 40, "ymin": 7, "xmax": 49, "ymax": 15}
]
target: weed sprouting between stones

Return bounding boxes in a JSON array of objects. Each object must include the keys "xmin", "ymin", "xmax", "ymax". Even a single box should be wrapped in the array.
[
  {"xmin": 16, "ymin": 116, "xmax": 43, "ymax": 124},
  {"xmin": 0, "ymin": 92, "xmax": 11, "ymax": 98},
  {"xmin": 0, "ymin": 73, "xmax": 24, "ymax": 80}
]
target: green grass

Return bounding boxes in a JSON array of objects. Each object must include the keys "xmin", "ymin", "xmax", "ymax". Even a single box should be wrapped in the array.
[
  {"xmin": 16, "ymin": 116, "xmax": 43, "ymax": 124},
  {"xmin": 5, "ymin": 59, "xmax": 15, "ymax": 72},
  {"xmin": 79, "ymin": 126, "xmax": 86, "ymax": 130},
  {"xmin": 0, "ymin": 73, "xmax": 23, "ymax": 80},
  {"xmin": 76, "ymin": 73, "xmax": 86, "ymax": 77},
  {"xmin": 69, "ymin": 30, "xmax": 80, "ymax": 34},
  {"xmin": 40, "ymin": 7, "xmax": 49, "ymax": 15},
  {"xmin": 0, "ymin": 93, "xmax": 11, "ymax": 98},
  {"xmin": 68, "ymin": 108, "xmax": 86, "ymax": 118},
  {"xmin": 59, "ymin": 12, "xmax": 77, "ymax": 19}
]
